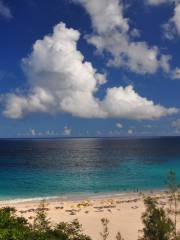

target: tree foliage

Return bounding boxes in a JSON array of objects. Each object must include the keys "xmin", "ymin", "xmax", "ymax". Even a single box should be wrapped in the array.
[
  {"xmin": 0, "ymin": 207, "xmax": 31, "ymax": 240},
  {"xmin": 33, "ymin": 200, "xmax": 51, "ymax": 233},
  {"xmin": 140, "ymin": 197, "xmax": 175, "ymax": 240},
  {"xmin": 0, "ymin": 203, "xmax": 91, "ymax": 240},
  {"xmin": 166, "ymin": 170, "xmax": 180, "ymax": 237}
]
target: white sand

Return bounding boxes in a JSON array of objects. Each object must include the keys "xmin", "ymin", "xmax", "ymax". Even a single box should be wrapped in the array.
[{"xmin": 0, "ymin": 192, "xmax": 176, "ymax": 240}]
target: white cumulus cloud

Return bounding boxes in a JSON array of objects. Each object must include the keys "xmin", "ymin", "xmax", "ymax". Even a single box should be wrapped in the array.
[
  {"xmin": 73, "ymin": 0, "xmax": 171, "ymax": 74},
  {"xmin": 3, "ymin": 22, "xmax": 178, "ymax": 120},
  {"xmin": 73, "ymin": 0, "xmax": 129, "ymax": 34},
  {"xmin": 100, "ymin": 85, "xmax": 177, "ymax": 119}
]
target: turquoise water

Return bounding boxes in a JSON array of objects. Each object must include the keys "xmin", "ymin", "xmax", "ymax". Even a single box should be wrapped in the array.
[{"xmin": 0, "ymin": 137, "xmax": 180, "ymax": 200}]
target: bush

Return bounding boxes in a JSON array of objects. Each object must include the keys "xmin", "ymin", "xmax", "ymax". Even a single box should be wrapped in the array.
[
  {"xmin": 140, "ymin": 197, "xmax": 175, "ymax": 240},
  {"xmin": 0, "ymin": 204, "xmax": 91, "ymax": 240},
  {"xmin": 0, "ymin": 207, "xmax": 31, "ymax": 240}
]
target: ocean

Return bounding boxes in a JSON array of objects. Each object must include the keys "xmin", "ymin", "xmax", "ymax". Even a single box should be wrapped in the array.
[{"xmin": 0, "ymin": 137, "xmax": 180, "ymax": 200}]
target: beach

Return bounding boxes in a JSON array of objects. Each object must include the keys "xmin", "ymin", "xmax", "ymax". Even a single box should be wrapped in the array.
[{"xmin": 0, "ymin": 191, "xmax": 175, "ymax": 240}]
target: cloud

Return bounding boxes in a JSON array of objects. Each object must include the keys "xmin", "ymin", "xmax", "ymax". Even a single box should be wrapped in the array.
[
  {"xmin": 151, "ymin": 1, "xmax": 180, "ymax": 76},
  {"xmin": 151, "ymin": 0, "xmax": 180, "ymax": 39},
  {"xmin": 4, "ymin": 23, "xmax": 106, "ymax": 119},
  {"xmin": 3, "ymin": 22, "xmax": 178, "ymax": 120},
  {"xmin": 162, "ymin": 3, "xmax": 180, "ymax": 39},
  {"xmin": 30, "ymin": 128, "xmax": 36, "ymax": 136},
  {"xmin": 73, "ymin": 0, "xmax": 170, "ymax": 74},
  {"xmin": 128, "ymin": 129, "xmax": 133, "ymax": 135},
  {"xmin": 100, "ymin": 85, "xmax": 177, "ymax": 119},
  {"xmin": 146, "ymin": 0, "xmax": 173, "ymax": 5},
  {"xmin": 170, "ymin": 3, "xmax": 180, "ymax": 34},
  {"xmin": 4, "ymin": 87, "xmax": 55, "ymax": 119},
  {"xmin": 172, "ymin": 119, "xmax": 180, "ymax": 128},
  {"xmin": 0, "ymin": 1, "xmax": 12, "ymax": 19},
  {"xmin": 17, "ymin": 128, "xmax": 60, "ymax": 137},
  {"xmin": 147, "ymin": 0, "xmax": 180, "ymax": 40},
  {"xmin": 171, "ymin": 67, "xmax": 180, "ymax": 79},
  {"xmin": 116, "ymin": 122, "xmax": 123, "ymax": 128},
  {"xmin": 64, "ymin": 126, "xmax": 72, "ymax": 136},
  {"xmin": 73, "ymin": 0, "xmax": 129, "ymax": 34},
  {"xmin": 45, "ymin": 130, "xmax": 56, "ymax": 136}
]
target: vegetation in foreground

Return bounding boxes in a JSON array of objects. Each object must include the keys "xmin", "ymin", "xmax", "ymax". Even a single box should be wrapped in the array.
[
  {"xmin": 0, "ymin": 201, "xmax": 91, "ymax": 240},
  {"xmin": 0, "ymin": 171, "xmax": 180, "ymax": 240}
]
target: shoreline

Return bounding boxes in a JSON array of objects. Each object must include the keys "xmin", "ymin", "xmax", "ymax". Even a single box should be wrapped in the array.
[
  {"xmin": 0, "ymin": 188, "xmax": 167, "ymax": 205},
  {"xmin": 0, "ymin": 190, "xmax": 173, "ymax": 240}
]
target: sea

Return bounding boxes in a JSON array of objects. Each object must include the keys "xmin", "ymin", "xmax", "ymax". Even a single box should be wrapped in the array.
[{"xmin": 0, "ymin": 137, "xmax": 180, "ymax": 201}]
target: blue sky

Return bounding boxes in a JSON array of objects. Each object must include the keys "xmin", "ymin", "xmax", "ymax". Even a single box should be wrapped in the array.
[{"xmin": 0, "ymin": 0, "xmax": 180, "ymax": 138}]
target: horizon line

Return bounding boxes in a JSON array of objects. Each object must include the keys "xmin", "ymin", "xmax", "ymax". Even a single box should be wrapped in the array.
[{"xmin": 0, "ymin": 135, "xmax": 180, "ymax": 140}]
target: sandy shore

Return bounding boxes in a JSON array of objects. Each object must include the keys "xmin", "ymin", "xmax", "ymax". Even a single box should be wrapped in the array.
[{"xmin": 0, "ymin": 192, "xmax": 175, "ymax": 240}]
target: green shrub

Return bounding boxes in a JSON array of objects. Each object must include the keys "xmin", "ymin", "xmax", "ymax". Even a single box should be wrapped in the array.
[
  {"xmin": 0, "ymin": 204, "xmax": 91, "ymax": 240},
  {"xmin": 140, "ymin": 197, "xmax": 175, "ymax": 240}
]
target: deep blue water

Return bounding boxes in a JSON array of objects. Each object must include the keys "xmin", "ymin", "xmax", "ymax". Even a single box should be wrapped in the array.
[{"xmin": 0, "ymin": 137, "xmax": 180, "ymax": 200}]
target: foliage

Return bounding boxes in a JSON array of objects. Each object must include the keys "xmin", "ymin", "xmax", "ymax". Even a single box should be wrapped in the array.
[
  {"xmin": 139, "ymin": 197, "xmax": 175, "ymax": 240},
  {"xmin": 55, "ymin": 219, "xmax": 91, "ymax": 240},
  {"xmin": 166, "ymin": 171, "xmax": 179, "ymax": 194},
  {"xmin": 33, "ymin": 200, "xmax": 50, "ymax": 233},
  {"xmin": 0, "ymin": 207, "xmax": 31, "ymax": 240},
  {"xmin": 0, "ymin": 202, "xmax": 92, "ymax": 240},
  {"xmin": 166, "ymin": 170, "xmax": 180, "ymax": 237}
]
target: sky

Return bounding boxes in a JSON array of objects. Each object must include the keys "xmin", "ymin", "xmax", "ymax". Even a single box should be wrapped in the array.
[{"xmin": 0, "ymin": 0, "xmax": 180, "ymax": 138}]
